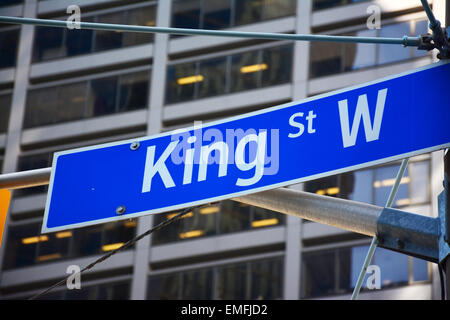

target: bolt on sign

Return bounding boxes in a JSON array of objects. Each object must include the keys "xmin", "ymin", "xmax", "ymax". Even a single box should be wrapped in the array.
[{"xmin": 0, "ymin": 189, "xmax": 11, "ymax": 248}]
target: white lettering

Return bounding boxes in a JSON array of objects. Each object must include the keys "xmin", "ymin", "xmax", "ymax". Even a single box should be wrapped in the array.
[{"xmin": 338, "ymin": 88, "xmax": 387, "ymax": 148}]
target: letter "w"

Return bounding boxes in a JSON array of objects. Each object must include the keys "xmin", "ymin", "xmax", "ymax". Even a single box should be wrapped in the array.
[{"xmin": 338, "ymin": 88, "xmax": 388, "ymax": 148}]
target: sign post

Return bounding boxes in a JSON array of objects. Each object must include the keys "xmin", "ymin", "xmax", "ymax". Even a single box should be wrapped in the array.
[{"xmin": 42, "ymin": 62, "xmax": 450, "ymax": 233}]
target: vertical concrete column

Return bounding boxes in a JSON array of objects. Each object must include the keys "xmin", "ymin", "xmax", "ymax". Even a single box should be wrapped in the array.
[
  {"xmin": 0, "ymin": 0, "xmax": 37, "ymax": 279},
  {"xmin": 130, "ymin": 0, "xmax": 172, "ymax": 300},
  {"xmin": 283, "ymin": 0, "xmax": 312, "ymax": 300}
]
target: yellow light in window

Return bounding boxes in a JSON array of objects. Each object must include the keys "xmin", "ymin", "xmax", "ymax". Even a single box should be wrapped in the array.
[
  {"xmin": 374, "ymin": 176, "xmax": 410, "ymax": 188},
  {"xmin": 199, "ymin": 207, "xmax": 219, "ymax": 215},
  {"xmin": 124, "ymin": 220, "xmax": 137, "ymax": 228},
  {"xmin": 71, "ymin": 96, "xmax": 85, "ymax": 103},
  {"xmin": 55, "ymin": 231, "xmax": 72, "ymax": 239},
  {"xmin": 179, "ymin": 230, "xmax": 204, "ymax": 239},
  {"xmin": 240, "ymin": 63, "xmax": 268, "ymax": 74},
  {"xmin": 316, "ymin": 189, "xmax": 326, "ymax": 195},
  {"xmin": 251, "ymin": 218, "xmax": 279, "ymax": 228},
  {"xmin": 177, "ymin": 75, "xmax": 204, "ymax": 85},
  {"xmin": 102, "ymin": 242, "xmax": 124, "ymax": 252},
  {"xmin": 396, "ymin": 198, "xmax": 411, "ymax": 206},
  {"xmin": 167, "ymin": 211, "xmax": 193, "ymax": 219},
  {"xmin": 37, "ymin": 253, "xmax": 62, "ymax": 262},
  {"xmin": 326, "ymin": 187, "xmax": 340, "ymax": 195},
  {"xmin": 22, "ymin": 235, "xmax": 48, "ymax": 245},
  {"xmin": 146, "ymin": 21, "xmax": 156, "ymax": 26}
]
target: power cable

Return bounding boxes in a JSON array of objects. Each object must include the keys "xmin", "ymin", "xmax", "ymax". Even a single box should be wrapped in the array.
[{"xmin": 28, "ymin": 204, "xmax": 208, "ymax": 300}]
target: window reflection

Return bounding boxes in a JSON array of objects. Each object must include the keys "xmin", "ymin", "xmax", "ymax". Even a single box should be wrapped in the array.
[
  {"xmin": 302, "ymin": 245, "xmax": 429, "ymax": 298},
  {"xmin": 32, "ymin": 4, "xmax": 156, "ymax": 63},
  {"xmin": 25, "ymin": 69, "xmax": 149, "ymax": 128},
  {"xmin": 310, "ymin": 19, "xmax": 431, "ymax": 78}
]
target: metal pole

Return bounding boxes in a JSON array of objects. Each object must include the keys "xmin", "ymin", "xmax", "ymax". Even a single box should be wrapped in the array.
[
  {"xmin": 350, "ymin": 158, "xmax": 409, "ymax": 300},
  {"xmin": 234, "ymin": 187, "xmax": 382, "ymax": 237},
  {"xmin": 0, "ymin": 15, "xmax": 422, "ymax": 47},
  {"xmin": 0, "ymin": 167, "xmax": 51, "ymax": 190}
]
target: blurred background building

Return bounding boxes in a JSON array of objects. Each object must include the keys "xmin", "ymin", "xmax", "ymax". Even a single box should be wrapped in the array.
[{"xmin": 0, "ymin": 0, "xmax": 446, "ymax": 300}]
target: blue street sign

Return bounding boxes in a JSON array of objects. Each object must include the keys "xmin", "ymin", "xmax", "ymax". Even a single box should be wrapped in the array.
[{"xmin": 42, "ymin": 62, "xmax": 450, "ymax": 233}]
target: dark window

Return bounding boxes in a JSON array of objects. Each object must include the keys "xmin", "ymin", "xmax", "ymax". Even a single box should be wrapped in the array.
[
  {"xmin": 216, "ymin": 263, "xmax": 247, "ymax": 299},
  {"xmin": 33, "ymin": 26, "xmax": 65, "ymax": 62},
  {"xmin": 94, "ymin": 12, "xmax": 125, "ymax": 52},
  {"xmin": 0, "ymin": 0, "xmax": 23, "ymax": 7},
  {"xmin": 172, "ymin": 0, "xmax": 201, "ymax": 30},
  {"xmin": 313, "ymin": 0, "xmax": 370, "ymax": 11},
  {"xmin": 203, "ymin": 0, "xmax": 232, "ymax": 30},
  {"xmin": 148, "ymin": 273, "xmax": 181, "ymax": 300},
  {"xmin": 182, "ymin": 268, "xmax": 213, "ymax": 299},
  {"xmin": 148, "ymin": 257, "xmax": 283, "ymax": 300},
  {"xmin": 235, "ymin": 0, "xmax": 264, "ymax": 26},
  {"xmin": 0, "ymin": 94, "xmax": 12, "ymax": 133},
  {"xmin": 0, "ymin": 28, "xmax": 19, "ymax": 68},
  {"xmin": 197, "ymin": 56, "xmax": 227, "ymax": 99},
  {"xmin": 118, "ymin": 71, "xmax": 149, "ymax": 112}
]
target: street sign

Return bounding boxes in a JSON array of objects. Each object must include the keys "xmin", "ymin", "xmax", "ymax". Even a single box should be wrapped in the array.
[
  {"xmin": 42, "ymin": 61, "xmax": 450, "ymax": 233},
  {"xmin": 0, "ymin": 189, "xmax": 11, "ymax": 248}
]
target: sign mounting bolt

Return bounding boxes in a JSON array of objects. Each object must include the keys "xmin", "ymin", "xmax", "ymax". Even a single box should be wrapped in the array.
[
  {"xmin": 116, "ymin": 206, "xmax": 126, "ymax": 215},
  {"xmin": 130, "ymin": 142, "xmax": 140, "ymax": 151}
]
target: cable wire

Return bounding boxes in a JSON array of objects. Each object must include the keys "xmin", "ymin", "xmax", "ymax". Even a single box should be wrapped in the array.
[{"xmin": 28, "ymin": 204, "xmax": 207, "ymax": 300}]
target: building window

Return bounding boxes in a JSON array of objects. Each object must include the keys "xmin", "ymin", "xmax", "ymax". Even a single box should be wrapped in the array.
[
  {"xmin": 301, "ymin": 245, "xmax": 429, "ymax": 298},
  {"xmin": 2, "ymin": 220, "xmax": 136, "ymax": 270},
  {"xmin": 312, "ymin": 0, "xmax": 370, "ymax": 11},
  {"xmin": 166, "ymin": 43, "xmax": 293, "ymax": 104},
  {"xmin": 32, "ymin": 4, "xmax": 156, "ymax": 63},
  {"xmin": 151, "ymin": 200, "xmax": 285, "ymax": 245},
  {"xmin": 147, "ymin": 257, "xmax": 283, "ymax": 300},
  {"xmin": 309, "ymin": 18, "xmax": 430, "ymax": 78},
  {"xmin": 26, "ymin": 280, "xmax": 131, "ymax": 300},
  {"xmin": 171, "ymin": 0, "xmax": 295, "ymax": 33},
  {"xmin": 0, "ymin": 27, "xmax": 20, "ymax": 69},
  {"xmin": 304, "ymin": 159, "xmax": 430, "ymax": 209},
  {"xmin": 0, "ymin": 94, "xmax": 12, "ymax": 133},
  {"xmin": 24, "ymin": 69, "xmax": 150, "ymax": 128},
  {"xmin": 0, "ymin": 0, "xmax": 23, "ymax": 7}
]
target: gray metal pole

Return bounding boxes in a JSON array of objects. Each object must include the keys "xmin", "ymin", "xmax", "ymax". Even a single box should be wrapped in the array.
[
  {"xmin": 0, "ymin": 167, "xmax": 51, "ymax": 190},
  {"xmin": 233, "ymin": 187, "xmax": 382, "ymax": 237}
]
